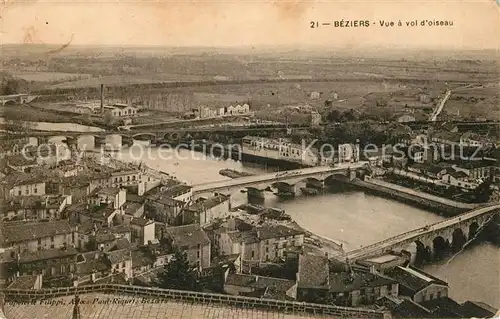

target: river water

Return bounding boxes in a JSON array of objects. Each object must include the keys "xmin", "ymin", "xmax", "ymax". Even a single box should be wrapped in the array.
[
  {"xmin": 113, "ymin": 146, "xmax": 499, "ymax": 308},
  {"xmin": 0, "ymin": 118, "xmax": 104, "ymax": 132}
]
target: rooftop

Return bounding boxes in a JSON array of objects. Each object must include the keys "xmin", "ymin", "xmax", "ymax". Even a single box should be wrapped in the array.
[
  {"xmin": 185, "ymin": 194, "xmax": 230, "ymax": 212},
  {"xmin": 130, "ymin": 218, "xmax": 154, "ymax": 227},
  {"xmin": 76, "ymin": 251, "xmax": 109, "ymax": 275},
  {"xmin": 1, "ymin": 220, "xmax": 73, "ymax": 245},
  {"xmin": 107, "ymin": 249, "xmax": 132, "ymax": 265},
  {"xmin": 387, "ymin": 266, "xmax": 448, "ymax": 294},
  {"xmin": 225, "ymin": 273, "xmax": 295, "ymax": 293},
  {"xmin": 158, "ymin": 184, "xmax": 192, "ymax": 198},
  {"xmin": 297, "ymin": 255, "xmax": 329, "ymax": 289},
  {"xmin": 1, "ymin": 171, "xmax": 48, "ymax": 188},
  {"xmin": 96, "ymin": 187, "xmax": 121, "ymax": 197},
  {"xmin": 329, "ymin": 270, "xmax": 396, "ymax": 293},
  {"xmin": 18, "ymin": 247, "xmax": 79, "ymax": 263},
  {"xmin": 165, "ymin": 224, "xmax": 210, "ymax": 247},
  {"xmin": 7, "ymin": 275, "xmax": 39, "ymax": 290}
]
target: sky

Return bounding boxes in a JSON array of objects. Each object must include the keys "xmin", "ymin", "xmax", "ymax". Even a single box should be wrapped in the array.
[{"xmin": 1, "ymin": 0, "xmax": 499, "ymax": 50}]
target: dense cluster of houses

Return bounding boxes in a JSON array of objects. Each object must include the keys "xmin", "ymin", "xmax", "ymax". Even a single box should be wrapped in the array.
[
  {"xmin": 0, "ymin": 127, "xmax": 498, "ymax": 317},
  {"xmin": 362, "ymin": 122, "xmax": 500, "ymax": 196}
]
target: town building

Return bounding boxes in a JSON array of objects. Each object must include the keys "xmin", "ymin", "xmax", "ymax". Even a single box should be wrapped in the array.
[
  {"xmin": 14, "ymin": 247, "xmax": 79, "ymax": 281},
  {"xmin": 145, "ymin": 194, "xmax": 186, "ymax": 224},
  {"xmin": 0, "ymin": 220, "xmax": 74, "ymax": 253},
  {"xmin": 108, "ymin": 248, "xmax": 133, "ymax": 280},
  {"xmin": 310, "ymin": 111, "xmax": 322, "ymax": 127},
  {"xmin": 387, "ymin": 266, "xmax": 449, "ymax": 303},
  {"xmin": 90, "ymin": 187, "xmax": 127, "ymax": 210},
  {"xmin": 108, "ymin": 103, "xmax": 138, "ymax": 117},
  {"xmin": 7, "ymin": 274, "xmax": 43, "ymax": 290},
  {"xmin": 328, "ymin": 270, "xmax": 398, "ymax": 307},
  {"xmin": 431, "ymin": 131, "xmax": 461, "ymax": 146},
  {"xmin": 310, "ymin": 91, "xmax": 321, "ymax": 99},
  {"xmin": 219, "ymin": 224, "xmax": 304, "ymax": 264},
  {"xmin": 164, "ymin": 224, "xmax": 211, "ymax": 270},
  {"xmin": 460, "ymin": 131, "xmax": 491, "ymax": 148},
  {"xmin": 241, "ymin": 136, "xmax": 320, "ymax": 167},
  {"xmin": 129, "ymin": 218, "xmax": 155, "ymax": 245},
  {"xmin": 441, "ymin": 171, "xmax": 479, "ymax": 190},
  {"xmin": 109, "ymin": 169, "xmax": 140, "ymax": 188},
  {"xmin": 296, "ymin": 255, "xmax": 330, "ymax": 302},
  {"xmin": 223, "ymin": 273, "xmax": 297, "ymax": 300},
  {"xmin": 0, "ymin": 194, "xmax": 73, "ymax": 221},
  {"xmin": 338, "ymin": 144, "xmax": 360, "ymax": 163},
  {"xmin": 181, "ymin": 194, "xmax": 231, "ymax": 226},
  {"xmin": 2, "ymin": 171, "xmax": 47, "ymax": 199}
]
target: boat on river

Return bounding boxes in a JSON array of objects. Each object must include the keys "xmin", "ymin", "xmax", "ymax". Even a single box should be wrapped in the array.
[{"xmin": 219, "ymin": 169, "xmax": 254, "ymax": 179}]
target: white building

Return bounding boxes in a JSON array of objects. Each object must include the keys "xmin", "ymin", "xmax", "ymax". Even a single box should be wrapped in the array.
[{"xmin": 338, "ymin": 144, "xmax": 360, "ymax": 163}]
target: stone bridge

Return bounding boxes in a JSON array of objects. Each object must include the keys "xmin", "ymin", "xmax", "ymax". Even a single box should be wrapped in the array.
[
  {"xmin": 339, "ymin": 204, "xmax": 500, "ymax": 262},
  {"xmin": 192, "ymin": 163, "xmax": 366, "ymax": 200},
  {"xmin": 22, "ymin": 125, "xmax": 298, "ymax": 150},
  {"xmin": 0, "ymin": 94, "xmax": 38, "ymax": 106}
]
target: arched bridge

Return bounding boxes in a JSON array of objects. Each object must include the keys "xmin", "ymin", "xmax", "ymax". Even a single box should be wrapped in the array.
[
  {"xmin": 17, "ymin": 125, "xmax": 296, "ymax": 141},
  {"xmin": 339, "ymin": 204, "xmax": 500, "ymax": 262},
  {"xmin": 0, "ymin": 94, "xmax": 38, "ymax": 106},
  {"xmin": 192, "ymin": 162, "xmax": 366, "ymax": 196}
]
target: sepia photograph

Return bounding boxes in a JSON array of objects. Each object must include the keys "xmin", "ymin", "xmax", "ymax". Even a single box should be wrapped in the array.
[{"xmin": 0, "ymin": 0, "xmax": 499, "ymax": 318}]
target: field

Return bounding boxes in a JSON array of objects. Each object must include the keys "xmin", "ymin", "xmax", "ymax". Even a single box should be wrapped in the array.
[
  {"xmin": 2, "ymin": 45, "xmax": 498, "ymax": 124},
  {"xmin": 10, "ymin": 71, "xmax": 92, "ymax": 82}
]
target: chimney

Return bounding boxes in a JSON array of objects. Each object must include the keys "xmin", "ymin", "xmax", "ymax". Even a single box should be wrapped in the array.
[
  {"xmin": 255, "ymin": 275, "xmax": 259, "ymax": 283},
  {"xmin": 100, "ymin": 84, "xmax": 104, "ymax": 114}
]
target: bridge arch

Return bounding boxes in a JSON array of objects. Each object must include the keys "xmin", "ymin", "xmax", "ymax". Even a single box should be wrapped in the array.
[
  {"xmin": 271, "ymin": 181, "xmax": 293, "ymax": 188},
  {"xmin": 406, "ymin": 240, "xmax": 428, "ymax": 265},
  {"xmin": 432, "ymin": 236, "xmax": 449, "ymax": 260},
  {"xmin": 451, "ymin": 228, "xmax": 467, "ymax": 251},
  {"xmin": 323, "ymin": 173, "xmax": 348, "ymax": 185},
  {"xmin": 133, "ymin": 133, "xmax": 155, "ymax": 142},
  {"xmin": 468, "ymin": 222, "xmax": 479, "ymax": 240},
  {"xmin": 3, "ymin": 100, "xmax": 16, "ymax": 106}
]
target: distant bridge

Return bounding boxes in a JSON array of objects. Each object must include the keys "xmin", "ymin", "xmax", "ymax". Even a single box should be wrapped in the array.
[
  {"xmin": 6, "ymin": 125, "xmax": 303, "ymax": 150},
  {"xmin": 12, "ymin": 124, "xmax": 300, "ymax": 139},
  {"xmin": 192, "ymin": 163, "xmax": 366, "ymax": 198},
  {"xmin": 0, "ymin": 94, "xmax": 39, "ymax": 106},
  {"xmin": 337, "ymin": 203, "xmax": 500, "ymax": 262}
]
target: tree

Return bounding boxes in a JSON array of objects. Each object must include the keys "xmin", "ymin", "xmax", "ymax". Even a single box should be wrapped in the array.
[
  {"xmin": 474, "ymin": 178, "xmax": 493, "ymax": 203},
  {"xmin": 157, "ymin": 249, "xmax": 200, "ymax": 291}
]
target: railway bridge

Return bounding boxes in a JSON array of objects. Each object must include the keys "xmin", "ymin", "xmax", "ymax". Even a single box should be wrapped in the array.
[{"xmin": 336, "ymin": 204, "xmax": 500, "ymax": 262}]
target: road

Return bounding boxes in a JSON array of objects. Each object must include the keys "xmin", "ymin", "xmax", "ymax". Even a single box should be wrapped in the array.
[
  {"xmin": 192, "ymin": 162, "xmax": 365, "ymax": 193},
  {"xmin": 342, "ymin": 203, "xmax": 499, "ymax": 261},
  {"xmin": 429, "ymin": 89, "xmax": 451, "ymax": 121}
]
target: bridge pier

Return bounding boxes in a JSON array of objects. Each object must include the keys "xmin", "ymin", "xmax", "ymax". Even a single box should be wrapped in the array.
[
  {"xmin": 76, "ymin": 135, "xmax": 96, "ymax": 151},
  {"xmin": 247, "ymin": 188, "xmax": 265, "ymax": 202},
  {"xmin": 274, "ymin": 183, "xmax": 296, "ymax": 198}
]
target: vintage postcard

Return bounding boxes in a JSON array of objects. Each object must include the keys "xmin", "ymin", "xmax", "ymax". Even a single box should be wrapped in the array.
[{"xmin": 0, "ymin": 0, "xmax": 499, "ymax": 318}]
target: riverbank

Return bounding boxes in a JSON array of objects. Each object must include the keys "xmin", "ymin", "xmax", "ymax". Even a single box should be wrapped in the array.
[
  {"xmin": 0, "ymin": 105, "xmax": 115, "ymax": 130},
  {"xmin": 349, "ymin": 177, "xmax": 480, "ymax": 216},
  {"xmin": 287, "ymin": 221, "xmax": 345, "ymax": 256}
]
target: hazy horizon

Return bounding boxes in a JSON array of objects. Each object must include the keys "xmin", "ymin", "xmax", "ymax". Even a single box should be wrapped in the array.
[{"xmin": 1, "ymin": 0, "xmax": 499, "ymax": 50}]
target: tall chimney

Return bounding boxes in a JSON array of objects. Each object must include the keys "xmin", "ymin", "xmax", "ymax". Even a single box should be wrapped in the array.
[{"xmin": 100, "ymin": 84, "xmax": 104, "ymax": 114}]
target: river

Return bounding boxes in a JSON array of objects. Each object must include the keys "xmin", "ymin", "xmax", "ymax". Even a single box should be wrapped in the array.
[
  {"xmin": 114, "ymin": 146, "xmax": 499, "ymax": 308},
  {"xmin": 0, "ymin": 118, "xmax": 104, "ymax": 132}
]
